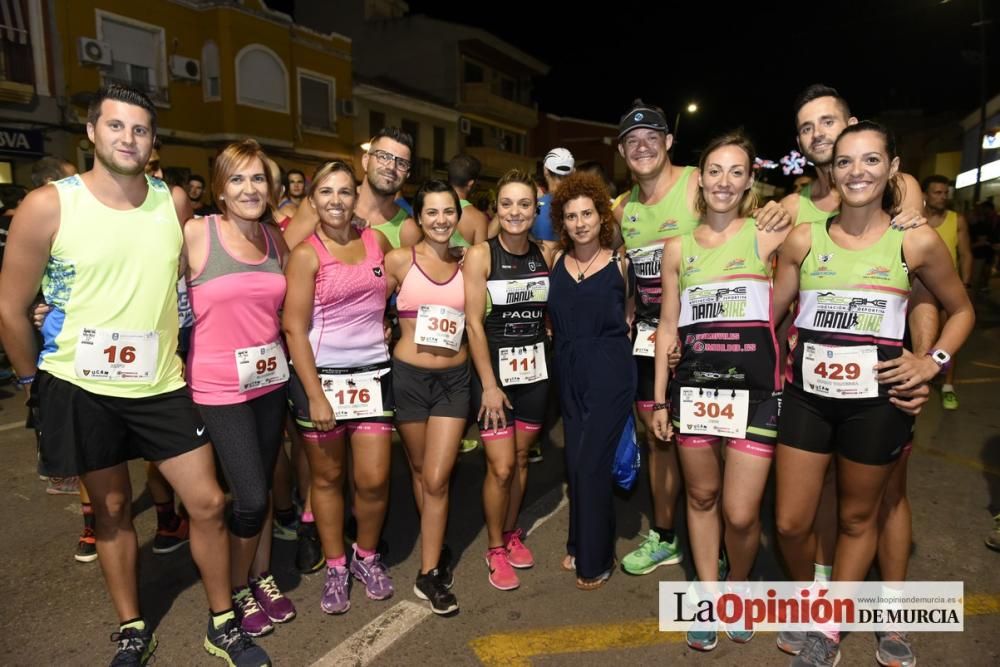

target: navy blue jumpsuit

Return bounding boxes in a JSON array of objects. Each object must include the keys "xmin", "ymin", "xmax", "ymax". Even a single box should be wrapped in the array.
[{"xmin": 548, "ymin": 253, "xmax": 636, "ymax": 579}]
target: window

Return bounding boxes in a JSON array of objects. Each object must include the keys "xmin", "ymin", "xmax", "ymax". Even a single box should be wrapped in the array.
[
  {"xmin": 433, "ymin": 126, "xmax": 445, "ymax": 167},
  {"xmin": 0, "ymin": 0, "xmax": 33, "ymax": 85},
  {"xmin": 235, "ymin": 45, "xmax": 288, "ymax": 113},
  {"xmin": 298, "ymin": 69, "xmax": 335, "ymax": 132},
  {"xmin": 463, "ymin": 60, "xmax": 483, "ymax": 83},
  {"xmin": 467, "ymin": 124, "xmax": 484, "ymax": 148},
  {"xmin": 401, "ymin": 118, "xmax": 418, "ymax": 157},
  {"xmin": 369, "ymin": 110, "xmax": 385, "ymax": 136},
  {"xmin": 97, "ymin": 12, "xmax": 166, "ymax": 102},
  {"xmin": 498, "ymin": 76, "xmax": 516, "ymax": 102},
  {"xmin": 201, "ymin": 41, "xmax": 220, "ymax": 101}
]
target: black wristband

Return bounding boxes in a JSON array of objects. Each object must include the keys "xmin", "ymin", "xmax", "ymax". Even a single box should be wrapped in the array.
[{"xmin": 652, "ymin": 402, "xmax": 669, "ymax": 411}]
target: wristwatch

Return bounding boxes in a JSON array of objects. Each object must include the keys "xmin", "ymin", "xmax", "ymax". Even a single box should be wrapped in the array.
[{"xmin": 927, "ymin": 349, "xmax": 952, "ymax": 373}]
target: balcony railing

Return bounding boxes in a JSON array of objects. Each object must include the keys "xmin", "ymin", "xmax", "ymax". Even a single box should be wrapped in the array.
[{"xmin": 460, "ymin": 82, "xmax": 538, "ymax": 130}]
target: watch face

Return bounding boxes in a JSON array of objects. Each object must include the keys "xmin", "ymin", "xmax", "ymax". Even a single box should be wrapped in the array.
[{"xmin": 933, "ymin": 350, "xmax": 950, "ymax": 363}]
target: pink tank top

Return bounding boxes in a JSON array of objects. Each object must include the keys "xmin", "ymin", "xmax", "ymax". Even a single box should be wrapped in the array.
[
  {"xmin": 396, "ymin": 247, "xmax": 465, "ymax": 317},
  {"xmin": 187, "ymin": 217, "xmax": 286, "ymax": 405},
  {"xmin": 307, "ymin": 228, "xmax": 389, "ymax": 368}
]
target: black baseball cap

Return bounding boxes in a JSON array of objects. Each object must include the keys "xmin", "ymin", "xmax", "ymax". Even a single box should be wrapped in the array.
[{"xmin": 617, "ymin": 100, "xmax": 669, "ymax": 140}]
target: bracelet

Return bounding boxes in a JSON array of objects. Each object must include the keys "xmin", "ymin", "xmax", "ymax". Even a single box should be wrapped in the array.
[
  {"xmin": 15, "ymin": 374, "xmax": 35, "ymax": 386},
  {"xmin": 652, "ymin": 402, "xmax": 668, "ymax": 411}
]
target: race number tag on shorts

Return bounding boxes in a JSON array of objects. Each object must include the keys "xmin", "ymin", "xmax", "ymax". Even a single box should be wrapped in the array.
[
  {"xmin": 802, "ymin": 343, "xmax": 878, "ymax": 398},
  {"xmin": 678, "ymin": 387, "xmax": 750, "ymax": 439},
  {"xmin": 74, "ymin": 328, "xmax": 158, "ymax": 382},
  {"xmin": 235, "ymin": 341, "xmax": 289, "ymax": 393},
  {"xmin": 498, "ymin": 342, "xmax": 548, "ymax": 386},
  {"xmin": 320, "ymin": 369, "xmax": 385, "ymax": 420},
  {"xmin": 633, "ymin": 321, "xmax": 656, "ymax": 357},
  {"xmin": 414, "ymin": 305, "xmax": 465, "ymax": 351}
]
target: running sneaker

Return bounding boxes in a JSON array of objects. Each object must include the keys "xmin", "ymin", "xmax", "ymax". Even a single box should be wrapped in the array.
[
  {"xmin": 203, "ymin": 615, "xmax": 271, "ymax": 666},
  {"xmin": 414, "ymin": 568, "xmax": 459, "ymax": 615},
  {"xmin": 295, "ymin": 521, "xmax": 324, "ymax": 574},
  {"xmin": 777, "ymin": 631, "xmax": 808, "ymax": 655},
  {"xmin": 485, "ymin": 546, "xmax": 519, "ymax": 591},
  {"xmin": 459, "ymin": 439, "xmax": 479, "ymax": 454},
  {"xmin": 621, "ymin": 530, "xmax": 681, "ymax": 575},
  {"xmin": 109, "ymin": 625, "xmax": 157, "ymax": 666},
  {"xmin": 46, "ymin": 476, "xmax": 79, "ymax": 495},
  {"xmin": 503, "ymin": 528, "xmax": 534, "ymax": 568},
  {"xmin": 987, "ymin": 513, "xmax": 1000, "ymax": 552},
  {"xmin": 320, "ymin": 566, "xmax": 351, "ymax": 615},
  {"xmin": 75, "ymin": 526, "xmax": 98, "ymax": 563},
  {"xmin": 686, "ymin": 629, "xmax": 718, "ymax": 651},
  {"xmin": 350, "ymin": 549, "xmax": 395, "ymax": 600},
  {"xmin": 152, "ymin": 517, "xmax": 190, "ymax": 555},
  {"xmin": 527, "ymin": 445, "xmax": 543, "ymax": 463},
  {"xmin": 942, "ymin": 390, "xmax": 959, "ymax": 410},
  {"xmin": 724, "ymin": 625, "xmax": 754, "ymax": 644},
  {"xmin": 271, "ymin": 515, "xmax": 298, "ymax": 542},
  {"xmin": 233, "ymin": 586, "xmax": 273, "ymax": 637},
  {"xmin": 791, "ymin": 632, "xmax": 841, "ymax": 667},
  {"xmin": 250, "ymin": 573, "xmax": 296, "ymax": 623},
  {"xmin": 436, "ymin": 544, "xmax": 454, "ymax": 589},
  {"xmin": 875, "ymin": 631, "xmax": 915, "ymax": 667}
]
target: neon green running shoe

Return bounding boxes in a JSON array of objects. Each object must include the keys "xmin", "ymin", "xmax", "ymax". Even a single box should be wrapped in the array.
[
  {"xmin": 942, "ymin": 390, "xmax": 959, "ymax": 410},
  {"xmin": 621, "ymin": 530, "xmax": 681, "ymax": 575},
  {"xmin": 459, "ymin": 439, "xmax": 479, "ymax": 454}
]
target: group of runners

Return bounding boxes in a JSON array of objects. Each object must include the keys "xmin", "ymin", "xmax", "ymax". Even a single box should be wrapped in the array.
[{"xmin": 0, "ymin": 80, "xmax": 975, "ymax": 667}]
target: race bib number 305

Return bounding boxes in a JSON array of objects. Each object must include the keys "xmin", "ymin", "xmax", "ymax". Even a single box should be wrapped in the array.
[
  {"xmin": 802, "ymin": 343, "xmax": 878, "ymax": 398},
  {"xmin": 74, "ymin": 328, "xmax": 158, "ymax": 382},
  {"xmin": 633, "ymin": 321, "xmax": 656, "ymax": 357},
  {"xmin": 678, "ymin": 387, "xmax": 749, "ymax": 439},
  {"xmin": 415, "ymin": 305, "xmax": 465, "ymax": 351},
  {"xmin": 235, "ymin": 341, "xmax": 289, "ymax": 393},
  {"xmin": 498, "ymin": 342, "xmax": 548, "ymax": 386},
  {"xmin": 320, "ymin": 369, "xmax": 386, "ymax": 420}
]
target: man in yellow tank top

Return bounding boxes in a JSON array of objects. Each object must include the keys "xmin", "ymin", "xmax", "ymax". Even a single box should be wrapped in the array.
[
  {"xmin": 924, "ymin": 175, "xmax": 972, "ymax": 410},
  {"xmin": 0, "ymin": 84, "xmax": 268, "ymax": 666}
]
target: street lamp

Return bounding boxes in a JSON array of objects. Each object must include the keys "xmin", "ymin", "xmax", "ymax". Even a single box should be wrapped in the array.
[{"xmin": 674, "ymin": 103, "xmax": 698, "ymax": 141}]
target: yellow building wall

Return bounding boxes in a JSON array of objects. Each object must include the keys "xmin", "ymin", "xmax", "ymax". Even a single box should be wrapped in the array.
[{"xmin": 55, "ymin": 0, "xmax": 353, "ymax": 171}]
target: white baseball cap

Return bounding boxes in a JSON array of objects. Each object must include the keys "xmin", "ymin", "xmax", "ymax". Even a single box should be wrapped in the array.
[{"xmin": 543, "ymin": 147, "xmax": 575, "ymax": 175}]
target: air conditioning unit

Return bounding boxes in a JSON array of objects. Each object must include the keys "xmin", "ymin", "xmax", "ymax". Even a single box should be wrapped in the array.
[
  {"xmin": 169, "ymin": 55, "xmax": 201, "ymax": 82},
  {"xmin": 459, "ymin": 118, "xmax": 471, "ymax": 135},
  {"xmin": 78, "ymin": 37, "xmax": 112, "ymax": 67},
  {"xmin": 337, "ymin": 99, "xmax": 357, "ymax": 117}
]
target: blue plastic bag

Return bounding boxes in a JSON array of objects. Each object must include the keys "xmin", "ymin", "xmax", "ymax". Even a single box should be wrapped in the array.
[{"xmin": 612, "ymin": 413, "xmax": 640, "ymax": 490}]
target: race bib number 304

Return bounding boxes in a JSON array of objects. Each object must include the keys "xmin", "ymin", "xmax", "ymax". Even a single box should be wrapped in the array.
[
  {"xmin": 802, "ymin": 343, "xmax": 878, "ymax": 398},
  {"xmin": 633, "ymin": 321, "xmax": 656, "ymax": 357},
  {"xmin": 414, "ymin": 305, "xmax": 465, "ymax": 351},
  {"xmin": 235, "ymin": 341, "xmax": 289, "ymax": 393},
  {"xmin": 320, "ymin": 369, "xmax": 386, "ymax": 420},
  {"xmin": 498, "ymin": 342, "xmax": 548, "ymax": 386},
  {"xmin": 75, "ymin": 328, "xmax": 158, "ymax": 382},
  {"xmin": 678, "ymin": 387, "xmax": 749, "ymax": 439}
]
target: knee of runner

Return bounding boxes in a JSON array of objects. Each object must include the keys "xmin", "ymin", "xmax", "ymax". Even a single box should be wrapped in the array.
[
  {"xmin": 724, "ymin": 505, "xmax": 760, "ymax": 533},
  {"xmin": 228, "ymin": 504, "xmax": 268, "ymax": 538},
  {"xmin": 93, "ymin": 494, "xmax": 132, "ymax": 524},
  {"xmin": 421, "ymin": 474, "xmax": 450, "ymax": 499},
  {"xmin": 488, "ymin": 460, "xmax": 516, "ymax": 486},
  {"xmin": 311, "ymin": 468, "xmax": 345, "ymax": 493},
  {"xmin": 775, "ymin": 512, "xmax": 811, "ymax": 541},
  {"xmin": 686, "ymin": 486, "xmax": 720, "ymax": 512},
  {"xmin": 838, "ymin": 509, "xmax": 879, "ymax": 537},
  {"xmin": 185, "ymin": 486, "xmax": 226, "ymax": 521},
  {"xmin": 353, "ymin": 474, "xmax": 389, "ymax": 500}
]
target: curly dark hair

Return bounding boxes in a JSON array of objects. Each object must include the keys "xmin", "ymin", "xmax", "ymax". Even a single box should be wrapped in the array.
[{"xmin": 550, "ymin": 172, "xmax": 618, "ymax": 249}]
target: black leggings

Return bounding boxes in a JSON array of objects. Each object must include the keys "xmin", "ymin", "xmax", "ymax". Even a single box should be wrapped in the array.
[{"xmin": 198, "ymin": 388, "xmax": 287, "ymax": 538}]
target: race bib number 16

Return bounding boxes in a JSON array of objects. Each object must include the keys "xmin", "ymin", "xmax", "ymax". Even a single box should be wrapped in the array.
[{"xmin": 74, "ymin": 328, "xmax": 158, "ymax": 382}]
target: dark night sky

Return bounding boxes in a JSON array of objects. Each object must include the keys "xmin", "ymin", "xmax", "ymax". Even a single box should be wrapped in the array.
[
  {"xmin": 274, "ymin": 1, "xmax": 999, "ymax": 169},
  {"xmin": 411, "ymin": 0, "xmax": 999, "ymax": 166}
]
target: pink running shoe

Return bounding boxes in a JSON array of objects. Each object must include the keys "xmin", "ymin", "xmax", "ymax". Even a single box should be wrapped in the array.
[
  {"xmin": 503, "ymin": 528, "xmax": 534, "ymax": 568},
  {"xmin": 486, "ymin": 546, "xmax": 519, "ymax": 591}
]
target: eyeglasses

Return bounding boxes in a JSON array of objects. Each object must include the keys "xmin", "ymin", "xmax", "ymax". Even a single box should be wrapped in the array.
[{"xmin": 368, "ymin": 149, "xmax": 411, "ymax": 172}]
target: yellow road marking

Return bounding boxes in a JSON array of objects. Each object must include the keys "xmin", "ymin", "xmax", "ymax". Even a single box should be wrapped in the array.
[
  {"xmin": 469, "ymin": 620, "xmax": 683, "ymax": 667},
  {"xmin": 954, "ymin": 377, "xmax": 1000, "ymax": 385},
  {"xmin": 971, "ymin": 361, "xmax": 1000, "ymax": 371},
  {"xmin": 913, "ymin": 443, "xmax": 1000, "ymax": 477},
  {"xmin": 469, "ymin": 595, "xmax": 1000, "ymax": 665}
]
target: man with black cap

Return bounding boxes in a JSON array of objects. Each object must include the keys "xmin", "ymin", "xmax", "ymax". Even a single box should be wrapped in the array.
[{"xmin": 612, "ymin": 99, "xmax": 790, "ymax": 578}]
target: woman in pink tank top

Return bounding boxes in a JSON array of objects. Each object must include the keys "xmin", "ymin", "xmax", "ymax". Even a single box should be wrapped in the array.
[
  {"xmin": 282, "ymin": 162, "xmax": 398, "ymax": 614},
  {"xmin": 382, "ymin": 180, "xmax": 468, "ymax": 615}
]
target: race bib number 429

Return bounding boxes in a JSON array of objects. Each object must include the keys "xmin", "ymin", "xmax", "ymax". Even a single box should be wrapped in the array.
[
  {"xmin": 74, "ymin": 328, "xmax": 158, "ymax": 382},
  {"xmin": 802, "ymin": 343, "xmax": 878, "ymax": 398}
]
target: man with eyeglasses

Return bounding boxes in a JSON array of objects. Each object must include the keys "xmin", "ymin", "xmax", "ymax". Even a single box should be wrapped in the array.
[{"xmin": 283, "ymin": 127, "xmax": 415, "ymax": 250}]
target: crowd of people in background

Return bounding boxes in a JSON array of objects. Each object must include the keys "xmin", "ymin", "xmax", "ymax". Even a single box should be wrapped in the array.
[{"xmin": 0, "ymin": 80, "xmax": 991, "ymax": 667}]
